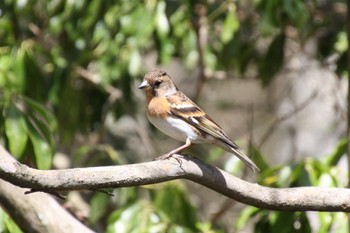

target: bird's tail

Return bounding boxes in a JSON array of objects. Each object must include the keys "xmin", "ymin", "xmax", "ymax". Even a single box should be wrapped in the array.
[
  {"xmin": 229, "ymin": 146, "xmax": 260, "ymax": 173},
  {"xmin": 217, "ymin": 141, "xmax": 260, "ymax": 173}
]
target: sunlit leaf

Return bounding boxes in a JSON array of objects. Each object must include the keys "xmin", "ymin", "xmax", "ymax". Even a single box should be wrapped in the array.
[
  {"xmin": 317, "ymin": 173, "xmax": 335, "ymax": 188},
  {"xmin": 334, "ymin": 32, "xmax": 348, "ymax": 53},
  {"xmin": 317, "ymin": 212, "xmax": 333, "ymax": 233},
  {"xmin": 128, "ymin": 50, "xmax": 142, "ymax": 76},
  {"xmin": 272, "ymin": 212, "xmax": 311, "ymax": 233},
  {"xmin": 27, "ymin": 119, "xmax": 53, "ymax": 169},
  {"xmin": 1, "ymin": 209, "xmax": 23, "ymax": 233},
  {"xmin": 220, "ymin": 4, "xmax": 239, "ymax": 43},
  {"xmin": 89, "ymin": 193, "xmax": 110, "ymax": 224},
  {"xmin": 12, "ymin": 46, "xmax": 26, "ymax": 92},
  {"xmin": 155, "ymin": 1, "xmax": 169, "ymax": 37},
  {"xmin": 107, "ymin": 201, "xmax": 168, "ymax": 233},
  {"xmin": 22, "ymin": 96, "xmax": 57, "ymax": 131},
  {"xmin": 152, "ymin": 182, "xmax": 198, "ymax": 230},
  {"xmin": 249, "ymin": 145, "xmax": 269, "ymax": 171},
  {"xmin": 325, "ymin": 138, "xmax": 347, "ymax": 167},
  {"xmin": 4, "ymin": 102, "xmax": 28, "ymax": 158},
  {"xmin": 26, "ymin": 111, "xmax": 55, "ymax": 149},
  {"xmin": 236, "ymin": 207, "xmax": 260, "ymax": 230},
  {"xmin": 304, "ymin": 158, "xmax": 327, "ymax": 186},
  {"xmin": 195, "ymin": 222, "xmax": 217, "ymax": 233},
  {"xmin": 276, "ymin": 166, "xmax": 292, "ymax": 187}
]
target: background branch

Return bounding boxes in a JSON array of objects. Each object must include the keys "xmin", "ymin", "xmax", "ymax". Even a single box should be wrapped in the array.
[
  {"xmin": 192, "ymin": 1, "xmax": 208, "ymax": 101},
  {"xmin": 0, "ymin": 179, "xmax": 94, "ymax": 233},
  {"xmin": 0, "ymin": 148, "xmax": 93, "ymax": 233},
  {"xmin": 0, "ymin": 146, "xmax": 349, "ymax": 212},
  {"xmin": 257, "ymin": 91, "xmax": 318, "ymax": 148}
]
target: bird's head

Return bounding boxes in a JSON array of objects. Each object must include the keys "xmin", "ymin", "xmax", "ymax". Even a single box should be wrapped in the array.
[{"xmin": 138, "ymin": 70, "xmax": 178, "ymax": 97}]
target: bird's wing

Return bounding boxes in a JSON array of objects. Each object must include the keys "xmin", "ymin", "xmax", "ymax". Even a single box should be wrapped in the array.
[
  {"xmin": 167, "ymin": 91, "xmax": 260, "ymax": 173},
  {"xmin": 167, "ymin": 92, "xmax": 237, "ymax": 147}
]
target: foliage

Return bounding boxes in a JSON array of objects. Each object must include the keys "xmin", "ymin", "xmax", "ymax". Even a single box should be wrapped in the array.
[
  {"xmin": 237, "ymin": 139, "xmax": 348, "ymax": 233},
  {"xmin": 0, "ymin": 44, "xmax": 57, "ymax": 168},
  {"xmin": 0, "ymin": 208, "xmax": 22, "ymax": 233},
  {"xmin": 106, "ymin": 183, "xmax": 201, "ymax": 233},
  {"xmin": 0, "ymin": 0, "xmax": 348, "ymax": 232}
]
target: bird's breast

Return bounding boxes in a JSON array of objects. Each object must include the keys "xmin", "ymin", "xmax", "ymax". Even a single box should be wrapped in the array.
[
  {"xmin": 147, "ymin": 115, "xmax": 203, "ymax": 143},
  {"xmin": 146, "ymin": 96, "xmax": 170, "ymax": 119}
]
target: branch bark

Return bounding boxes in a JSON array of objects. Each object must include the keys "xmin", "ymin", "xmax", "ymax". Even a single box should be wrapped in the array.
[
  {"xmin": 0, "ymin": 146, "xmax": 349, "ymax": 212},
  {"xmin": 0, "ymin": 179, "xmax": 94, "ymax": 233},
  {"xmin": 0, "ymin": 146, "xmax": 94, "ymax": 233}
]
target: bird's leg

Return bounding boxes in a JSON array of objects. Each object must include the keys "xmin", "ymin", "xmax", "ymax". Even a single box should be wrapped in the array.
[{"xmin": 156, "ymin": 138, "xmax": 192, "ymax": 160}]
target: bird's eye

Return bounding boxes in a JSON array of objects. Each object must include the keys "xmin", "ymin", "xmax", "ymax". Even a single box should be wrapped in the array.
[{"xmin": 154, "ymin": 80, "xmax": 162, "ymax": 87}]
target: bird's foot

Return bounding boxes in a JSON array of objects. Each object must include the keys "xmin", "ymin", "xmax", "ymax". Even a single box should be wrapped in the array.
[
  {"xmin": 154, "ymin": 153, "xmax": 174, "ymax": 160},
  {"xmin": 154, "ymin": 153, "xmax": 184, "ymax": 169}
]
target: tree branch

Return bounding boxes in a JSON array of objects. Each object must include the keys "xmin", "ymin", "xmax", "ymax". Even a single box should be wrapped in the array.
[
  {"xmin": 0, "ymin": 146, "xmax": 349, "ymax": 212},
  {"xmin": 0, "ymin": 179, "xmax": 94, "ymax": 233},
  {"xmin": 0, "ymin": 147, "xmax": 95, "ymax": 233}
]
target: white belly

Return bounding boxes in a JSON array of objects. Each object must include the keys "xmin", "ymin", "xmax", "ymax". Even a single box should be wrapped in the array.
[{"xmin": 147, "ymin": 115, "xmax": 201, "ymax": 142}]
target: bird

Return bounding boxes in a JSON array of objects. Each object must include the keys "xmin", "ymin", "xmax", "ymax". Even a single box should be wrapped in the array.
[{"xmin": 138, "ymin": 70, "xmax": 260, "ymax": 173}]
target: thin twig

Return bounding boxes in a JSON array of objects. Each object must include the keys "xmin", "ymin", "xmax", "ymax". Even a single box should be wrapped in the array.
[
  {"xmin": 75, "ymin": 66, "xmax": 123, "ymax": 126},
  {"xmin": 25, "ymin": 189, "xmax": 66, "ymax": 200},
  {"xmin": 258, "ymin": 91, "xmax": 318, "ymax": 148},
  {"xmin": 192, "ymin": 2, "xmax": 208, "ymax": 101},
  {"xmin": 75, "ymin": 66, "xmax": 123, "ymax": 102}
]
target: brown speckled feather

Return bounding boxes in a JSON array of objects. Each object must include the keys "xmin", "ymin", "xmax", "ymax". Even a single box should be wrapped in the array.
[{"xmin": 167, "ymin": 91, "xmax": 239, "ymax": 148}]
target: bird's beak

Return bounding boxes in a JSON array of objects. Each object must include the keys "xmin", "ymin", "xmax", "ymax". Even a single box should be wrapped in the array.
[{"xmin": 138, "ymin": 80, "xmax": 149, "ymax": 89}]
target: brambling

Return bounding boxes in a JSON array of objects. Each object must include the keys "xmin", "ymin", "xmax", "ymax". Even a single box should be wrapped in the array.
[{"xmin": 138, "ymin": 70, "xmax": 259, "ymax": 173}]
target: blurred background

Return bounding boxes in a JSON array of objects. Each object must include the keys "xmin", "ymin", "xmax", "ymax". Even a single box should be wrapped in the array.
[{"xmin": 0, "ymin": 0, "xmax": 349, "ymax": 232}]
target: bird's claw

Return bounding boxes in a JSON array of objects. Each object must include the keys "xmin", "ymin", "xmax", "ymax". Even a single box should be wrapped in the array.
[{"xmin": 154, "ymin": 153, "xmax": 173, "ymax": 160}]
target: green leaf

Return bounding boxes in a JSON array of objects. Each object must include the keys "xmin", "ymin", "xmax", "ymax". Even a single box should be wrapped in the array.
[
  {"xmin": 12, "ymin": 46, "xmax": 26, "ymax": 92},
  {"xmin": 282, "ymin": 0, "xmax": 308, "ymax": 29},
  {"xmin": 152, "ymin": 182, "xmax": 198, "ymax": 230},
  {"xmin": 0, "ymin": 207, "xmax": 23, "ymax": 233},
  {"xmin": 317, "ymin": 173, "xmax": 335, "ymax": 188},
  {"xmin": 276, "ymin": 166, "xmax": 292, "ymax": 187},
  {"xmin": 26, "ymin": 111, "xmax": 55, "ymax": 149},
  {"xmin": 334, "ymin": 32, "xmax": 348, "ymax": 53},
  {"xmin": 220, "ymin": 4, "xmax": 239, "ymax": 43},
  {"xmin": 317, "ymin": 212, "xmax": 332, "ymax": 233},
  {"xmin": 4, "ymin": 102, "xmax": 28, "ymax": 158},
  {"xmin": 22, "ymin": 96, "xmax": 57, "ymax": 131},
  {"xmin": 107, "ymin": 199, "xmax": 193, "ymax": 233},
  {"xmin": 128, "ymin": 49, "xmax": 142, "ymax": 76},
  {"xmin": 4, "ymin": 218, "xmax": 23, "ymax": 233},
  {"xmin": 236, "ymin": 207, "xmax": 260, "ymax": 230},
  {"xmin": 27, "ymin": 119, "xmax": 53, "ymax": 169},
  {"xmin": 325, "ymin": 138, "xmax": 347, "ymax": 167},
  {"xmin": 155, "ymin": 1, "xmax": 169, "ymax": 37},
  {"xmin": 288, "ymin": 164, "xmax": 303, "ymax": 185},
  {"xmin": 331, "ymin": 213, "xmax": 348, "ymax": 233},
  {"xmin": 21, "ymin": 96, "xmax": 57, "ymax": 153},
  {"xmin": 3, "ymin": 213, "xmax": 23, "ymax": 233},
  {"xmin": 107, "ymin": 201, "xmax": 165, "ymax": 233},
  {"xmin": 303, "ymin": 158, "xmax": 326, "ymax": 186},
  {"xmin": 259, "ymin": 33, "xmax": 285, "ymax": 86},
  {"xmin": 249, "ymin": 144, "xmax": 269, "ymax": 171},
  {"xmin": 89, "ymin": 193, "xmax": 110, "ymax": 224},
  {"xmin": 271, "ymin": 212, "xmax": 311, "ymax": 233}
]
